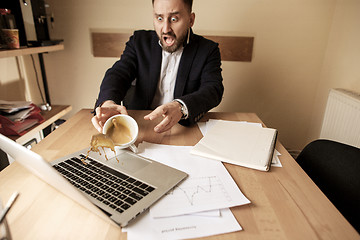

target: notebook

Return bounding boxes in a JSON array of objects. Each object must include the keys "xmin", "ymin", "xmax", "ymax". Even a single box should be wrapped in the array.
[
  {"xmin": 0, "ymin": 134, "xmax": 187, "ymax": 227},
  {"xmin": 191, "ymin": 120, "xmax": 277, "ymax": 171}
]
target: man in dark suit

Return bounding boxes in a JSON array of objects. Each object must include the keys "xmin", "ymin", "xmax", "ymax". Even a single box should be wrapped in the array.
[{"xmin": 92, "ymin": 0, "xmax": 223, "ymax": 133}]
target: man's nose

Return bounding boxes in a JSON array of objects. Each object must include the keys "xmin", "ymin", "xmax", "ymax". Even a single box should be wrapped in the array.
[{"xmin": 163, "ymin": 20, "xmax": 171, "ymax": 34}]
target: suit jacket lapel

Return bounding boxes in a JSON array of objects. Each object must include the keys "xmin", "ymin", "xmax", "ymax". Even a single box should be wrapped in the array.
[
  {"xmin": 174, "ymin": 33, "xmax": 198, "ymax": 98},
  {"xmin": 148, "ymin": 35, "xmax": 162, "ymax": 107}
]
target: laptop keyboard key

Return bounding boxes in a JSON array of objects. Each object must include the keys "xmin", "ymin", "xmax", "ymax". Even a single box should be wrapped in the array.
[
  {"xmin": 133, "ymin": 187, "xmax": 148, "ymax": 197},
  {"xmin": 123, "ymin": 189, "xmax": 131, "ymax": 195},
  {"xmin": 126, "ymin": 177, "xmax": 136, "ymax": 183},
  {"xmin": 103, "ymin": 193, "xmax": 111, "ymax": 199},
  {"xmin": 124, "ymin": 197, "xmax": 137, "ymax": 205},
  {"xmin": 121, "ymin": 203, "xmax": 131, "ymax": 210},
  {"xmin": 139, "ymin": 183, "xmax": 149, "ymax": 189},
  {"xmin": 106, "ymin": 188, "xmax": 115, "ymax": 194},
  {"xmin": 116, "ymin": 208, "xmax": 124, "ymax": 213},
  {"xmin": 133, "ymin": 181, "xmax": 142, "ymax": 186},
  {"xmin": 113, "ymin": 191, "xmax": 121, "ymax": 197},
  {"xmin": 130, "ymin": 192, "xmax": 143, "ymax": 201}
]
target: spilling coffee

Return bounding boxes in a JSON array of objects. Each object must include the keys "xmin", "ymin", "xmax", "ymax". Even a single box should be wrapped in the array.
[{"xmin": 89, "ymin": 117, "xmax": 134, "ymax": 162}]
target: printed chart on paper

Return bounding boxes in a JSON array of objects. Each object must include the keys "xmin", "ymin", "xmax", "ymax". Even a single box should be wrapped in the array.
[
  {"xmin": 167, "ymin": 175, "xmax": 231, "ymax": 206},
  {"xmin": 150, "ymin": 173, "xmax": 244, "ymax": 218},
  {"xmin": 138, "ymin": 142, "xmax": 251, "ymax": 218}
]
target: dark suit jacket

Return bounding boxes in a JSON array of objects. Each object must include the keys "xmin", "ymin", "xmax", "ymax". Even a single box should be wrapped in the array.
[{"xmin": 95, "ymin": 29, "xmax": 224, "ymax": 125}]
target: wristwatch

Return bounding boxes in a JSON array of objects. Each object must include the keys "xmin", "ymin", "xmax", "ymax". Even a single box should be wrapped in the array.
[{"xmin": 173, "ymin": 99, "xmax": 188, "ymax": 120}]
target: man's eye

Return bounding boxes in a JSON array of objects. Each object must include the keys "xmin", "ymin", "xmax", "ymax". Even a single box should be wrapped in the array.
[
  {"xmin": 157, "ymin": 16, "xmax": 163, "ymax": 21},
  {"xmin": 171, "ymin": 17, "xmax": 177, "ymax": 22}
]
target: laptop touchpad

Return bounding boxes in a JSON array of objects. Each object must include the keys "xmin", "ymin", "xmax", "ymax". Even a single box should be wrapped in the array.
[{"xmin": 108, "ymin": 151, "xmax": 151, "ymax": 173}]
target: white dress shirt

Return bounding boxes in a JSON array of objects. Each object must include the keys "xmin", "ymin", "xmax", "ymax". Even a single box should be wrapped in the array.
[
  {"xmin": 150, "ymin": 46, "xmax": 182, "ymax": 103},
  {"xmin": 151, "ymin": 41, "xmax": 189, "ymax": 119}
]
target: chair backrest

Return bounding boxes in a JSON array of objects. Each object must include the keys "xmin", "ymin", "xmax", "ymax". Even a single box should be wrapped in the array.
[{"xmin": 296, "ymin": 139, "xmax": 360, "ymax": 233}]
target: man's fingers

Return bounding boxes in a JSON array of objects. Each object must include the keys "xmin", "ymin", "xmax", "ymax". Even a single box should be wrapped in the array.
[
  {"xmin": 116, "ymin": 105, "xmax": 129, "ymax": 115},
  {"xmin": 95, "ymin": 106, "xmax": 102, "ymax": 117},
  {"xmin": 144, "ymin": 102, "xmax": 183, "ymax": 133},
  {"xmin": 154, "ymin": 116, "xmax": 172, "ymax": 133},
  {"xmin": 154, "ymin": 114, "xmax": 181, "ymax": 133},
  {"xmin": 144, "ymin": 107, "xmax": 165, "ymax": 121},
  {"xmin": 94, "ymin": 107, "xmax": 108, "ymax": 128},
  {"xmin": 93, "ymin": 104, "xmax": 129, "ymax": 132},
  {"xmin": 91, "ymin": 115, "xmax": 103, "ymax": 132}
]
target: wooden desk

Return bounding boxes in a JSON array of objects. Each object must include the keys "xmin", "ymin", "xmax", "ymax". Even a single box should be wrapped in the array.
[{"xmin": 0, "ymin": 109, "xmax": 358, "ymax": 239}]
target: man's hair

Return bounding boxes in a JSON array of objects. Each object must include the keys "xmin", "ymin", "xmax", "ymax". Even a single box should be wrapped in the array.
[{"xmin": 152, "ymin": 0, "xmax": 193, "ymax": 12}]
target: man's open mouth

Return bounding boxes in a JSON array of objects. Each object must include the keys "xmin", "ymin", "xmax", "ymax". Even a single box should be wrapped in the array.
[{"xmin": 163, "ymin": 35, "xmax": 176, "ymax": 47}]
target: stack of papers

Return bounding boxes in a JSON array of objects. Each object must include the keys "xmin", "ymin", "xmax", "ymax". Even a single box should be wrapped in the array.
[
  {"xmin": 192, "ymin": 120, "xmax": 281, "ymax": 170},
  {"xmin": 122, "ymin": 142, "xmax": 251, "ymax": 240},
  {"xmin": 0, "ymin": 100, "xmax": 34, "ymax": 121},
  {"xmin": 0, "ymin": 100, "xmax": 44, "ymax": 136}
]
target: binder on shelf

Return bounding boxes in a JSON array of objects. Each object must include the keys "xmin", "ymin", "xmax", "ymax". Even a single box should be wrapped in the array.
[
  {"xmin": 191, "ymin": 120, "xmax": 278, "ymax": 171},
  {"xmin": 0, "ymin": 104, "xmax": 44, "ymax": 136}
]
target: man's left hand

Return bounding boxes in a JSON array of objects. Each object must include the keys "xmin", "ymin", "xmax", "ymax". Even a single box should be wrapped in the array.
[{"xmin": 144, "ymin": 101, "xmax": 183, "ymax": 133}]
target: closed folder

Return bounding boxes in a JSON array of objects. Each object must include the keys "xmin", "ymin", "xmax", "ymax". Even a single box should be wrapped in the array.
[
  {"xmin": 191, "ymin": 121, "xmax": 277, "ymax": 171},
  {"xmin": 0, "ymin": 104, "xmax": 44, "ymax": 136}
]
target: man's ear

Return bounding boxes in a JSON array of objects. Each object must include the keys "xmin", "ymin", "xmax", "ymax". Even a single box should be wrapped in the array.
[{"xmin": 189, "ymin": 12, "xmax": 195, "ymax": 27}]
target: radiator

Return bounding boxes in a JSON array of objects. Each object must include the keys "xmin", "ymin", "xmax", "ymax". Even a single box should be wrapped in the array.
[{"xmin": 320, "ymin": 88, "xmax": 360, "ymax": 148}]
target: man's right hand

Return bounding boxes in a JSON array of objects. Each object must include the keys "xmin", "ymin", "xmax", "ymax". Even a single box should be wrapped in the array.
[{"xmin": 91, "ymin": 100, "xmax": 128, "ymax": 133}]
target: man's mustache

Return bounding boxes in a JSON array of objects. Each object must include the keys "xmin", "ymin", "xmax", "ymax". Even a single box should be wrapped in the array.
[{"xmin": 161, "ymin": 32, "xmax": 176, "ymax": 38}]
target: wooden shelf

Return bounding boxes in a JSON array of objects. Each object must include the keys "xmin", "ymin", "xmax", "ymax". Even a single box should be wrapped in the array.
[
  {"xmin": 8, "ymin": 105, "xmax": 72, "ymax": 143},
  {"xmin": 0, "ymin": 44, "xmax": 64, "ymax": 58},
  {"xmin": 1, "ymin": 45, "xmax": 68, "ymax": 145}
]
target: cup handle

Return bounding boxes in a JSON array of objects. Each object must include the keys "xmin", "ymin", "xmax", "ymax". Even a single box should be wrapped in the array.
[{"xmin": 129, "ymin": 144, "xmax": 138, "ymax": 153}]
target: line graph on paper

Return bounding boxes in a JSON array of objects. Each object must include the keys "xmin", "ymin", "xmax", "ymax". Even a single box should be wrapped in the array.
[
  {"xmin": 167, "ymin": 176, "xmax": 232, "ymax": 205},
  {"xmin": 150, "ymin": 175, "xmax": 234, "ymax": 218}
]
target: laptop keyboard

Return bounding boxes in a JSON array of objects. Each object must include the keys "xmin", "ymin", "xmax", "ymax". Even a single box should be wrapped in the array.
[{"xmin": 53, "ymin": 154, "xmax": 155, "ymax": 214}]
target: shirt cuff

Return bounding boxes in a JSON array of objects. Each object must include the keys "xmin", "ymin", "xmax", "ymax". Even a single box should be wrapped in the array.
[{"xmin": 173, "ymin": 99, "xmax": 189, "ymax": 120}]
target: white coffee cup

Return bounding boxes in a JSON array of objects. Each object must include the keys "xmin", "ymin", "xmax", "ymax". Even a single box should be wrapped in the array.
[{"xmin": 102, "ymin": 114, "xmax": 138, "ymax": 153}]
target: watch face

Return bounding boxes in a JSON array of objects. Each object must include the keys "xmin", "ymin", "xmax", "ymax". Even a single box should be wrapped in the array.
[
  {"xmin": 173, "ymin": 99, "xmax": 187, "ymax": 119},
  {"xmin": 180, "ymin": 105, "xmax": 188, "ymax": 119}
]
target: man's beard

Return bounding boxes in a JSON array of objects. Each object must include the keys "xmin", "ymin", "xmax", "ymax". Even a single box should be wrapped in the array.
[{"xmin": 159, "ymin": 29, "xmax": 188, "ymax": 53}]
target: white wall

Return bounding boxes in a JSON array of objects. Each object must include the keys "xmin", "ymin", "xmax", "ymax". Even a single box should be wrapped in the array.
[
  {"xmin": 0, "ymin": 57, "xmax": 25, "ymax": 101},
  {"xmin": 307, "ymin": 0, "xmax": 360, "ymax": 142},
  {"xmin": 2, "ymin": 0, "xmax": 359, "ymax": 150}
]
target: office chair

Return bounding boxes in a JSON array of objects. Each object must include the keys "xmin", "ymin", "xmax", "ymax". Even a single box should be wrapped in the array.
[{"xmin": 296, "ymin": 139, "xmax": 360, "ymax": 233}]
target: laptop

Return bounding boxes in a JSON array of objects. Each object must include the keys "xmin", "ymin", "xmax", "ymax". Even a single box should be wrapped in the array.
[{"xmin": 0, "ymin": 134, "xmax": 187, "ymax": 227}]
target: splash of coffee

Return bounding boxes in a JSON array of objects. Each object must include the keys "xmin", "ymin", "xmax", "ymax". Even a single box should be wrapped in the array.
[
  {"xmin": 88, "ymin": 133, "xmax": 116, "ymax": 161},
  {"xmin": 87, "ymin": 117, "xmax": 133, "ymax": 163}
]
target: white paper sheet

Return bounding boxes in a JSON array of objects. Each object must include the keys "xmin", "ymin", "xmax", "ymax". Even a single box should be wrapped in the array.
[
  {"xmin": 138, "ymin": 142, "xmax": 251, "ymax": 218},
  {"xmin": 123, "ymin": 208, "xmax": 241, "ymax": 240}
]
